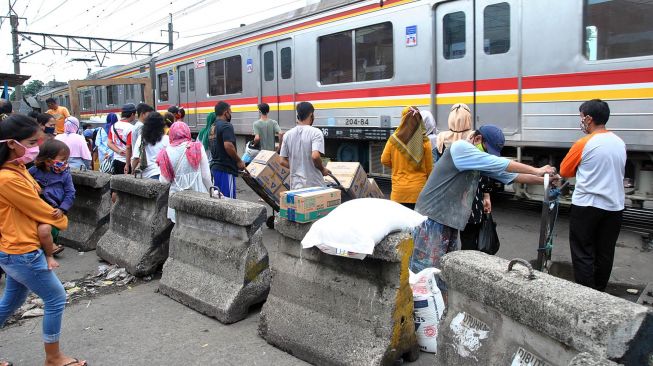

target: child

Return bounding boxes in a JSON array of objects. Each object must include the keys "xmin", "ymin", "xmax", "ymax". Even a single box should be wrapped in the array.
[{"xmin": 28, "ymin": 140, "xmax": 76, "ymax": 255}]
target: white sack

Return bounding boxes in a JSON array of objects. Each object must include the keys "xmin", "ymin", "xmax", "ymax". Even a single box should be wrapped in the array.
[
  {"xmin": 301, "ymin": 198, "xmax": 426, "ymax": 259},
  {"xmin": 410, "ymin": 268, "xmax": 445, "ymax": 353}
]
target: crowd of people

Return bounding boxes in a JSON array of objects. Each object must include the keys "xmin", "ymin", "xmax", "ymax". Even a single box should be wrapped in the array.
[{"xmin": 0, "ymin": 95, "xmax": 626, "ymax": 365}]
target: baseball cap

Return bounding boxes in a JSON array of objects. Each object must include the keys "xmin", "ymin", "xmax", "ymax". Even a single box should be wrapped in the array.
[
  {"xmin": 477, "ymin": 124, "xmax": 505, "ymax": 156},
  {"xmin": 122, "ymin": 103, "xmax": 137, "ymax": 113}
]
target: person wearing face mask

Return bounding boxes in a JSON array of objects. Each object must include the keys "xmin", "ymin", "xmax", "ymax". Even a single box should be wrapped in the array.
[
  {"xmin": 209, "ymin": 101, "xmax": 244, "ymax": 198},
  {"xmin": 0, "ymin": 115, "xmax": 88, "ymax": 366},
  {"xmin": 410, "ymin": 124, "xmax": 558, "ymax": 280},
  {"xmin": 560, "ymin": 99, "xmax": 626, "ymax": 292},
  {"xmin": 29, "ymin": 140, "xmax": 76, "ymax": 256},
  {"xmin": 279, "ymin": 102, "xmax": 330, "ymax": 190},
  {"xmin": 35, "ymin": 113, "xmax": 57, "ymax": 140},
  {"xmin": 54, "ymin": 116, "xmax": 92, "ymax": 170}
]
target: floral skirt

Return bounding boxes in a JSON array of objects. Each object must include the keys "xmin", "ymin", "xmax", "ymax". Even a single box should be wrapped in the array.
[{"xmin": 409, "ymin": 218, "xmax": 459, "ymax": 273}]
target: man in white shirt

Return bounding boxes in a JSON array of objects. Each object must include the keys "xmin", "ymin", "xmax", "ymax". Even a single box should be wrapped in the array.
[
  {"xmin": 279, "ymin": 102, "xmax": 330, "ymax": 190},
  {"xmin": 107, "ymin": 103, "xmax": 136, "ymax": 176},
  {"xmin": 560, "ymin": 99, "xmax": 626, "ymax": 291},
  {"xmin": 129, "ymin": 103, "xmax": 154, "ymax": 172}
]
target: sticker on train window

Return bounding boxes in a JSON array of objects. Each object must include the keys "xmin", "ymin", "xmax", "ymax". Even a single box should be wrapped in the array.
[{"xmin": 345, "ymin": 118, "xmax": 369, "ymax": 126}]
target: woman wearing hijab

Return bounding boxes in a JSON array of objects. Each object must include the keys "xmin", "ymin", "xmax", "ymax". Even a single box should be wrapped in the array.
[
  {"xmin": 421, "ymin": 110, "xmax": 438, "ymax": 161},
  {"xmin": 381, "ymin": 106, "xmax": 433, "ymax": 209},
  {"xmin": 95, "ymin": 113, "xmax": 117, "ymax": 167},
  {"xmin": 156, "ymin": 122, "xmax": 212, "ymax": 223},
  {"xmin": 435, "ymin": 103, "xmax": 473, "ymax": 159},
  {"xmin": 54, "ymin": 117, "xmax": 92, "ymax": 170},
  {"xmin": 196, "ymin": 112, "xmax": 216, "ymax": 160}
]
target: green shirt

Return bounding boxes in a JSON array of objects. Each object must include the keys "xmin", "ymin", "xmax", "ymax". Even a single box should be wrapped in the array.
[{"xmin": 253, "ymin": 118, "xmax": 281, "ymax": 151}]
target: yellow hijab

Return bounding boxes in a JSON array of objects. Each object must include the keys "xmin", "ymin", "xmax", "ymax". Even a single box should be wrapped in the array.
[{"xmin": 389, "ymin": 106, "xmax": 428, "ymax": 166}]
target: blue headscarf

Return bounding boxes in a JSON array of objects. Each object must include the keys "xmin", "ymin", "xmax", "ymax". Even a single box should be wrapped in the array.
[{"xmin": 104, "ymin": 113, "xmax": 118, "ymax": 133}]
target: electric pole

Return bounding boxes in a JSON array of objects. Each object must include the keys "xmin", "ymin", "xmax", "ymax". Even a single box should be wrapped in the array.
[
  {"xmin": 161, "ymin": 13, "xmax": 177, "ymax": 51},
  {"xmin": 8, "ymin": 0, "xmax": 26, "ymax": 100}
]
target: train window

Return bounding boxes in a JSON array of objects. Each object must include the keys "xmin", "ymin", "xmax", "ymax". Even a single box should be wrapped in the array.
[
  {"xmin": 584, "ymin": 0, "xmax": 653, "ymax": 60},
  {"xmin": 106, "ymin": 85, "xmax": 117, "ymax": 105},
  {"xmin": 208, "ymin": 55, "xmax": 242, "ymax": 95},
  {"xmin": 319, "ymin": 30, "xmax": 353, "ymax": 84},
  {"xmin": 280, "ymin": 47, "xmax": 292, "ymax": 79},
  {"xmin": 158, "ymin": 73, "xmax": 169, "ymax": 102},
  {"xmin": 189, "ymin": 69, "xmax": 195, "ymax": 92},
  {"xmin": 264, "ymin": 51, "xmax": 274, "ymax": 81},
  {"xmin": 319, "ymin": 22, "xmax": 392, "ymax": 85},
  {"xmin": 95, "ymin": 88, "xmax": 102, "ymax": 106},
  {"xmin": 443, "ymin": 11, "xmax": 466, "ymax": 59},
  {"xmin": 483, "ymin": 3, "xmax": 510, "ymax": 55},
  {"xmin": 355, "ymin": 22, "xmax": 393, "ymax": 81},
  {"xmin": 180, "ymin": 70, "xmax": 186, "ymax": 93}
]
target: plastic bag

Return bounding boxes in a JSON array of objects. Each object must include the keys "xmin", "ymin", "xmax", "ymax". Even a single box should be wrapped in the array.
[
  {"xmin": 301, "ymin": 198, "xmax": 427, "ymax": 259},
  {"xmin": 478, "ymin": 213, "xmax": 500, "ymax": 255},
  {"xmin": 409, "ymin": 268, "xmax": 445, "ymax": 353}
]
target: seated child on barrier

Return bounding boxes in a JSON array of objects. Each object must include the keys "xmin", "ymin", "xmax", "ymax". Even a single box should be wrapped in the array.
[{"xmin": 28, "ymin": 140, "xmax": 76, "ymax": 255}]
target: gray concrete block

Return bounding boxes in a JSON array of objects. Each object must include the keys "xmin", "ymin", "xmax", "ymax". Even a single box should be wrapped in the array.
[
  {"xmin": 436, "ymin": 251, "xmax": 653, "ymax": 365},
  {"xmin": 568, "ymin": 353, "xmax": 619, "ymax": 366},
  {"xmin": 159, "ymin": 195, "xmax": 271, "ymax": 324},
  {"xmin": 96, "ymin": 176, "xmax": 172, "ymax": 276},
  {"xmin": 259, "ymin": 229, "xmax": 418, "ymax": 365},
  {"xmin": 273, "ymin": 216, "xmax": 312, "ymax": 241},
  {"xmin": 58, "ymin": 170, "xmax": 111, "ymax": 251}
]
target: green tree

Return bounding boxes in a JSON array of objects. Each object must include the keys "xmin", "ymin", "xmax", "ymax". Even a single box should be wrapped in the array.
[{"xmin": 9, "ymin": 79, "xmax": 44, "ymax": 101}]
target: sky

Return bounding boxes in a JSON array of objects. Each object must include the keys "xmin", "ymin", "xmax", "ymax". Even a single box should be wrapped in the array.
[{"xmin": 0, "ymin": 0, "xmax": 309, "ymax": 85}]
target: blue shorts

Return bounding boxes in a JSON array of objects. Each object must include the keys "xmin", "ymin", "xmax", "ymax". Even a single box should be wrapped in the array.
[{"xmin": 212, "ymin": 170, "xmax": 237, "ymax": 198}]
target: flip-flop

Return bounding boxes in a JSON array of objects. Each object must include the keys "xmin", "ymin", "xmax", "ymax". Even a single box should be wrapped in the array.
[
  {"xmin": 62, "ymin": 358, "xmax": 87, "ymax": 366},
  {"xmin": 52, "ymin": 245, "xmax": 65, "ymax": 256}
]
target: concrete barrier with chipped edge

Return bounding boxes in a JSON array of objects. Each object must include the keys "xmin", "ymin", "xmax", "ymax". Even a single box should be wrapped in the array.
[
  {"xmin": 159, "ymin": 191, "xmax": 271, "ymax": 324},
  {"xmin": 258, "ymin": 216, "xmax": 419, "ymax": 366},
  {"xmin": 57, "ymin": 170, "xmax": 111, "ymax": 251}
]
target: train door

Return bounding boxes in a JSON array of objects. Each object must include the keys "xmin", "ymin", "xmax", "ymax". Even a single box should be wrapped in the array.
[
  {"xmin": 474, "ymin": 0, "xmax": 519, "ymax": 136},
  {"xmin": 260, "ymin": 39, "xmax": 295, "ymax": 131},
  {"xmin": 177, "ymin": 63, "xmax": 198, "ymax": 128},
  {"xmin": 434, "ymin": 0, "xmax": 475, "ymax": 129}
]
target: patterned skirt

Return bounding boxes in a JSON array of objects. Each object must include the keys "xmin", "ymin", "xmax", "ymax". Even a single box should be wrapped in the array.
[{"xmin": 409, "ymin": 218, "xmax": 459, "ymax": 273}]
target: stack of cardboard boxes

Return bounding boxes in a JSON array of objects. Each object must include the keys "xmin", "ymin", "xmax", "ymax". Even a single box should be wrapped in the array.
[
  {"xmin": 245, "ymin": 150, "xmax": 289, "ymax": 204},
  {"xmin": 279, "ymin": 187, "xmax": 341, "ymax": 223},
  {"xmin": 324, "ymin": 162, "xmax": 385, "ymax": 199}
]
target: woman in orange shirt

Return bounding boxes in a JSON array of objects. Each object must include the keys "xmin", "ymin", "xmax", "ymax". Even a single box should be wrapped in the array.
[
  {"xmin": 0, "ymin": 115, "xmax": 87, "ymax": 366},
  {"xmin": 381, "ymin": 106, "xmax": 433, "ymax": 209}
]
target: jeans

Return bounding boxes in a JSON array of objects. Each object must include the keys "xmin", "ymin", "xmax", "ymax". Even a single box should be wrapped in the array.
[{"xmin": 0, "ymin": 249, "xmax": 67, "ymax": 343}]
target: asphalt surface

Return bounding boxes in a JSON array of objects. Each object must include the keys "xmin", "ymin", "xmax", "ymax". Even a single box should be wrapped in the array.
[{"xmin": 0, "ymin": 180, "xmax": 650, "ymax": 365}]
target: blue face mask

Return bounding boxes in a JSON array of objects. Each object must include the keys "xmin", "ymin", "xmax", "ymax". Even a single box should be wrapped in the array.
[{"xmin": 44, "ymin": 127, "xmax": 56, "ymax": 135}]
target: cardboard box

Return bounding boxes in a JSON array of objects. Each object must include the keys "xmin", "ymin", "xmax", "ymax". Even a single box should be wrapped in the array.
[
  {"xmin": 283, "ymin": 174, "xmax": 291, "ymax": 190},
  {"xmin": 367, "ymin": 178, "xmax": 385, "ymax": 199},
  {"xmin": 273, "ymin": 184, "xmax": 288, "ymax": 205},
  {"xmin": 325, "ymin": 162, "xmax": 368, "ymax": 199},
  {"xmin": 280, "ymin": 187, "xmax": 341, "ymax": 223},
  {"xmin": 253, "ymin": 150, "xmax": 288, "ymax": 179},
  {"xmin": 246, "ymin": 162, "xmax": 284, "ymax": 197}
]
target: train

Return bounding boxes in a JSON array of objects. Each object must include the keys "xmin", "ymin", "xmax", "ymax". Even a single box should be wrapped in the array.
[{"xmin": 36, "ymin": 0, "xmax": 653, "ymax": 204}]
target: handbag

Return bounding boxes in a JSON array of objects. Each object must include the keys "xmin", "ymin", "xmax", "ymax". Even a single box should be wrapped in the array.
[
  {"xmin": 477, "ymin": 213, "xmax": 500, "ymax": 255},
  {"xmin": 139, "ymin": 138, "xmax": 148, "ymax": 171},
  {"xmin": 100, "ymin": 157, "xmax": 113, "ymax": 174}
]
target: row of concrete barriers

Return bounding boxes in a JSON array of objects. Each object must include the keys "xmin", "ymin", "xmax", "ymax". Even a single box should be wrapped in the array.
[{"xmin": 61, "ymin": 170, "xmax": 652, "ymax": 366}]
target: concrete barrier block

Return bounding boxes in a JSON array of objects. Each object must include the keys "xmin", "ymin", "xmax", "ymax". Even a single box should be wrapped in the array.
[
  {"xmin": 96, "ymin": 175, "xmax": 172, "ymax": 276},
  {"xmin": 568, "ymin": 353, "xmax": 619, "ymax": 366},
  {"xmin": 57, "ymin": 170, "xmax": 111, "ymax": 251},
  {"xmin": 159, "ymin": 191, "xmax": 270, "ymax": 324},
  {"xmin": 259, "ymin": 218, "xmax": 419, "ymax": 366},
  {"xmin": 437, "ymin": 251, "xmax": 653, "ymax": 366}
]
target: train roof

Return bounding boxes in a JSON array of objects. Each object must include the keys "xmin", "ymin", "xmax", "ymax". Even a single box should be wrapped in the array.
[{"xmin": 89, "ymin": 0, "xmax": 364, "ymax": 79}]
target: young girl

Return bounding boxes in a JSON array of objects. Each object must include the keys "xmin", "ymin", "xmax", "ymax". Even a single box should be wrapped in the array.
[
  {"xmin": 29, "ymin": 140, "xmax": 76, "ymax": 256},
  {"xmin": 0, "ymin": 114, "xmax": 87, "ymax": 366}
]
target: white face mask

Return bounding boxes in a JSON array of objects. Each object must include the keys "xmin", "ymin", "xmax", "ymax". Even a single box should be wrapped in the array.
[{"xmin": 580, "ymin": 116, "xmax": 589, "ymax": 134}]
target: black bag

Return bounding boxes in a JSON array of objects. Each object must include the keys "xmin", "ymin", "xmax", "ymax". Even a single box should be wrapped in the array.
[{"xmin": 478, "ymin": 213, "xmax": 500, "ymax": 255}]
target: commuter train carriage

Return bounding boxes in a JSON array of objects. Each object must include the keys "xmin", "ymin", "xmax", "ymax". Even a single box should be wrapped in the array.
[{"xmin": 60, "ymin": 0, "xmax": 653, "ymax": 200}]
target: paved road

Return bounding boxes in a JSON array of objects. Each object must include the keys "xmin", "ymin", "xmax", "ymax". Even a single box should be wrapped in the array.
[{"xmin": 1, "ymin": 181, "xmax": 650, "ymax": 365}]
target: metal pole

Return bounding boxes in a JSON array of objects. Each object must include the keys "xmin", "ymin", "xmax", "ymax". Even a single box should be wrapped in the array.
[
  {"xmin": 168, "ymin": 13, "xmax": 173, "ymax": 50},
  {"xmin": 10, "ymin": 13, "xmax": 22, "ymax": 100}
]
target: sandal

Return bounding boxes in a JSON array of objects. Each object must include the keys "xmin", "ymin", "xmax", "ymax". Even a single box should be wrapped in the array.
[
  {"xmin": 52, "ymin": 245, "xmax": 65, "ymax": 256},
  {"xmin": 62, "ymin": 359, "xmax": 87, "ymax": 366}
]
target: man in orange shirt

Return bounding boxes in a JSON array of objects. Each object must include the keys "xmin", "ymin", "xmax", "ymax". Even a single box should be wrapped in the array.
[{"xmin": 45, "ymin": 98, "xmax": 70, "ymax": 135}]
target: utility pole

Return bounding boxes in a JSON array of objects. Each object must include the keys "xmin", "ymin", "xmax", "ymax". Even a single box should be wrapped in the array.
[
  {"xmin": 161, "ymin": 13, "xmax": 177, "ymax": 51},
  {"xmin": 8, "ymin": 0, "xmax": 25, "ymax": 100}
]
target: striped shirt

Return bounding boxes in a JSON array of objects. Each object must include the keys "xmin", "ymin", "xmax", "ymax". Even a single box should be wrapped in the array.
[{"xmin": 560, "ymin": 130, "xmax": 626, "ymax": 211}]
